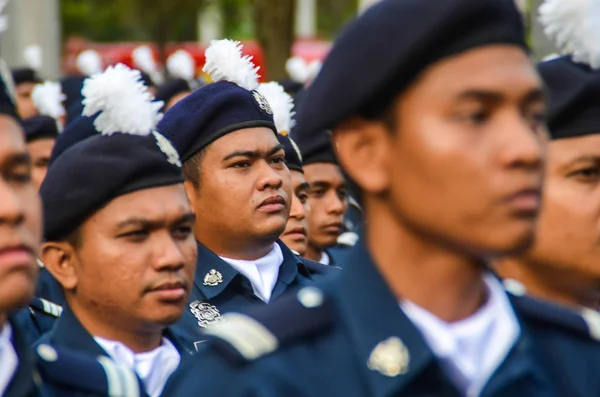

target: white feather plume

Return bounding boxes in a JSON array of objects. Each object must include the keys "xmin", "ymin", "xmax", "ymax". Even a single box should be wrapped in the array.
[
  {"xmin": 203, "ymin": 39, "xmax": 260, "ymax": 90},
  {"xmin": 0, "ymin": 0, "xmax": 9, "ymax": 33},
  {"xmin": 307, "ymin": 60, "xmax": 322, "ymax": 82},
  {"xmin": 257, "ymin": 82, "xmax": 295, "ymax": 134},
  {"xmin": 32, "ymin": 81, "xmax": 66, "ymax": 120},
  {"xmin": 133, "ymin": 45, "xmax": 157, "ymax": 74},
  {"xmin": 76, "ymin": 49, "xmax": 103, "ymax": 76},
  {"xmin": 23, "ymin": 45, "xmax": 43, "ymax": 71},
  {"xmin": 539, "ymin": 0, "xmax": 600, "ymax": 68},
  {"xmin": 81, "ymin": 63, "xmax": 163, "ymax": 136},
  {"xmin": 542, "ymin": 52, "xmax": 561, "ymax": 62},
  {"xmin": 167, "ymin": 49, "xmax": 195, "ymax": 80},
  {"xmin": 285, "ymin": 56, "xmax": 310, "ymax": 84}
]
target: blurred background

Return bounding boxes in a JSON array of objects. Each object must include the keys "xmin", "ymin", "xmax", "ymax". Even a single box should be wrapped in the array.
[{"xmin": 0, "ymin": 0, "xmax": 558, "ymax": 81}]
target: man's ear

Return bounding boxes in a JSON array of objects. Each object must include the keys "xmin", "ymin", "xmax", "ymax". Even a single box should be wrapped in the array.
[
  {"xmin": 40, "ymin": 241, "xmax": 78, "ymax": 291},
  {"xmin": 183, "ymin": 180, "xmax": 197, "ymax": 213},
  {"xmin": 333, "ymin": 117, "xmax": 393, "ymax": 195}
]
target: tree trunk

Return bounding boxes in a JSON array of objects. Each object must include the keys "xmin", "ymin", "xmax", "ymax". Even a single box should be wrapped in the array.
[{"xmin": 252, "ymin": 0, "xmax": 296, "ymax": 81}]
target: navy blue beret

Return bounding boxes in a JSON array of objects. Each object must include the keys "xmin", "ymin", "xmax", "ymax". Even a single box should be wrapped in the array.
[
  {"xmin": 23, "ymin": 115, "xmax": 60, "ymax": 142},
  {"xmin": 41, "ymin": 132, "xmax": 184, "ymax": 241},
  {"xmin": 538, "ymin": 56, "xmax": 600, "ymax": 140},
  {"xmin": 296, "ymin": 0, "xmax": 528, "ymax": 141},
  {"xmin": 12, "ymin": 67, "xmax": 40, "ymax": 86},
  {"xmin": 277, "ymin": 133, "xmax": 303, "ymax": 172},
  {"xmin": 158, "ymin": 80, "xmax": 277, "ymax": 161},
  {"xmin": 155, "ymin": 78, "xmax": 193, "ymax": 107},
  {"xmin": 48, "ymin": 114, "xmax": 97, "ymax": 165}
]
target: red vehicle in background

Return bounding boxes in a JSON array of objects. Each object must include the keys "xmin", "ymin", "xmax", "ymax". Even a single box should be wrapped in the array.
[{"xmin": 62, "ymin": 37, "xmax": 331, "ymax": 82}]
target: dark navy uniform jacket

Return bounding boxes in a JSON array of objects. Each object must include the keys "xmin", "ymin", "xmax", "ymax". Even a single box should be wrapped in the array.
[
  {"xmin": 6, "ymin": 316, "xmax": 145, "ymax": 397},
  {"xmin": 163, "ymin": 240, "xmax": 600, "ymax": 397},
  {"xmin": 171, "ymin": 240, "xmax": 337, "ymax": 349}
]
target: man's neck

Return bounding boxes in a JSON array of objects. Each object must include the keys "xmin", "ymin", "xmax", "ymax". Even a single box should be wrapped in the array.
[
  {"xmin": 304, "ymin": 244, "xmax": 323, "ymax": 262},
  {"xmin": 365, "ymin": 201, "xmax": 486, "ymax": 323},
  {"xmin": 69, "ymin": 299, "xmax": 163, "ymax": 354},
  {"xmin": 496, "ymin": 259, "xmax": 600, "ymax": 310},
  {"xmin": 196, "ymin": 231, "xmax": 277, "ymax": 261}
]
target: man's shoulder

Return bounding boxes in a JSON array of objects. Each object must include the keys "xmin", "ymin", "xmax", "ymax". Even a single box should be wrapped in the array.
[
  {"xmin": 298, "ymin": 256, "xmax": 341, "ymax": 275},
  {"xmin": 35, "ymin": 344, "xmax": 147, "ymax": 396}
]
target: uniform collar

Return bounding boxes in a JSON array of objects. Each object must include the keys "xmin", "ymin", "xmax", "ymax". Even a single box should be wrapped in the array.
[
  {"xmin": 194, "ymin": 240, "xmax": 304, "ymax": 301},
  {"xmin": 333, "ymin": 238, "xmax": 550, "ymax": 397}
]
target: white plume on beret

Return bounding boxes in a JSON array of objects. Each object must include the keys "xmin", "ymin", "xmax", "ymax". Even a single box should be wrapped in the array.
[
  {"xmin": 81, "ymin": 63, "xmax": 163, "ymax": 136},
  {"xmin": 257, "ymin": 82, "xmax": 295, "ymax": 134},
  {"xmin": 0, "ymin": 0, "xmax": 9, "ymax": 33},
  {"xmin": 203, "ymin": 39, "xmax": 260, "ymax": 90},
  {"xmin": 23, "ymin": 45, "xmax": 43, "ymax": 71},
  {"xmin": 76, "ymin": 49, "xmax": 103, "ymax": 76},
  {"xmin": 285, "ymin": 57, "xmax": 322, "ymax": 84},
  {"xmin": 132, "ymin": 45, "xmax": 157, "ymax": 74},
  {"xmin": 167, "ymin": 49, "xmax": 195, "ymax": 80},
  {"xmin": 539, "ymin": 0, "xmax": 600, "ymax": 68},
  {"xmin": 32, "ymin": 81, "xmax": 66, "ymax": 119}
]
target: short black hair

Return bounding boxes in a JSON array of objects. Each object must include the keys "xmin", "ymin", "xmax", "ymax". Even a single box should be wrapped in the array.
[{"xmin": 182, "ymin": 148, "xmax": 206, "ymax": 189}]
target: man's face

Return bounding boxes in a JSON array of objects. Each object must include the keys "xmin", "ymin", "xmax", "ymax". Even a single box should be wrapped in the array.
[
  {"xmin": 192, "ymin": 127, "xmax": 292, "ymax": 248},
  {"xmin": 0, "ymin": 116, "xmax": 42, "ymax": 314},
  {"xmin": 520, "ymin": 135, "xmax": 600, "ymax": 284},
  {"xmin": 27, "ymin": 137, "xmax": 56, "ymax": 190},
  {"xmin": 304, "ymin": 162, "xmax": 348, "ymax": 249},
  {"xmin": 336, "ymin": 45, "xmax": 547, "ymax": 256},
  {"xmin": 15, "ymin": 82, "xmax": 39, "ymax": 119},
  {"xmin": 61, "ymin": 185, "xmax": 197, "ymax": 330},
  {"xmin": 280, "ymin": 170, "xmax": 310, "ymax": 256}
]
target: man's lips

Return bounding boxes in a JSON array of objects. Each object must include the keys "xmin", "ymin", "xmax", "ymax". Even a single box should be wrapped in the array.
[
  {"xmin": 147, "ymin": 280, "xmax": 187, "ymax": 301},
  {"xmin": 283, "ymin": 226, "xmax": 307, "ymax": 238},
  {"xmin": 0, "ymin": 244, "xmax": 36, "ymax": 270},
  {"xmin": 503, "ymin": 187, "xmax": 541, "ymax": 214},
  {"xmin": 322, "ymin": 223, "xmax": 343, "ymax": 234},
  {"xmin": 258, "ymin": 195, "xmax": 286, "ymax": 212}
]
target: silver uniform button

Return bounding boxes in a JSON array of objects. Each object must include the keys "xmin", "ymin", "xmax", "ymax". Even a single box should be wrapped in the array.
[
  {"xmin": 37, "ymin": 344, "xmax": 58, "ymax": 362},
  {"xmin": 297, "ymin": 287, "xmax": 324, "ymax": 308}
]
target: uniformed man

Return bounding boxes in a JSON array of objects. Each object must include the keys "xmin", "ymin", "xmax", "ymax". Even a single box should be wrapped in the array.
[
  {"xmin": 11, "ymin": 68, "xmax": 41, "ymax": 119},
  {"xmin": 0, "ymin": 62, "xmax": 145, "ymax": 397},
  {"xmin": 257, "ymin": 82, "xmax": 311, "ymax": 257},
  {"xmin": 22, "ymin": 116, "xmax": 60, "ymax": 190},
  {"xmin": 157, "ymin": 39, "xmax": 334, "ymax": 348},
  {"xmin": 495, "ymin": 2, "xmax": 600, "ymax": 311},
  {"xmin": 36, "ymin": 64, "xmax": 195, "ymax": 397},
  {"xmin": 164, "ymin": 1, "xmax": 600, "ymax": 396}
]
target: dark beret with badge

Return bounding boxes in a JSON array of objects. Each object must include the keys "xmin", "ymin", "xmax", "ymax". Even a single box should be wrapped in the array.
[
  {"xmin": 12, "ymin": 67, "xmax": 41, "ymax": 86},
  {"xmin": 158, "ymin": 39, "xmax": 277, "ymax": 162},
  {"xmin": 48, "ymin": 114, "xmax": 97, "ymax": 165},
  {"xmin": 295, "ymin": 0, "xmax": 528, "ymax": 144},
  {"xmin": 257, "ymin": 81, "xmax": 303, "ymax": 173},
  {"xmin": 41, "ymin": 64, "xmax": 183, "ymax": 242}
]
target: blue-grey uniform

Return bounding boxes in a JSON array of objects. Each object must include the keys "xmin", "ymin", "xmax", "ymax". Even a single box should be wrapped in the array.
[
  {"xmin": 173, "ymin": 240, "xmax": 336, "ymax": 349},
  {"xmin": 6, "ymin": 317, "xmax": 145, "ymax": 397},
  {"xmin": 13, "ymin": 297, "xmax": 62, "ymax": 346},
  {"xmin": 163, "ymin": 239, "xmax": 600, "ymax": 397}
]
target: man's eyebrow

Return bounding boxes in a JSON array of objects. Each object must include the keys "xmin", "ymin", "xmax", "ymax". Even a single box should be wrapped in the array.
[
  {"xmin": 222, "ymin": 144, "xmax": 285, "ymax": 162},
  {"xmin": 295, "ymin": 182, "xmax": 310, "ymax": 193},
  {"xmin": 116, "ymin": 212, "xmax": 196, "ymax": 229},
  {"xmin": 562, "ymin": 154, "xmax": 600, "ymax": 168},
  {"xmin": 1, "ymin": 152, "xmax": 31, "ymax": 168},
  {"xmin": 519, "ymin": 87, "xmax": 547, "ymax": 107},
  {"xmin": 455, "ymin": 90, "xmax": 504, "ymax": 104}
]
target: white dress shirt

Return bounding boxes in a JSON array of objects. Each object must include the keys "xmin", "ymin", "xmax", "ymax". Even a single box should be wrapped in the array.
[
  {"xmin": 318, "ymin": 251, "xmax": 331, "ymax": 266},
  {"xmin": 220, "ymin": 243, "xmax": 284, "ymax": 303},
  {"xmin": 400, "ymin": 274, "xmax": 520, "ymax": 397},
  {"xmin": 94, "ymin": 337, "xmax": 180, "ymax": 397},
  {"xmin": 0, "ymin": 324, "xmax": 18, "ymax": 396}
]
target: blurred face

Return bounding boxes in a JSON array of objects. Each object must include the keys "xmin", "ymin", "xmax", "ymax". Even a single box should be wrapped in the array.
[
  {"xmin": 518, "ymin": 135, "xmax": 600, "ymax": 283},
  {"xmin": 191, "ymin": 127, "xmax": 292, "ymax": 252},
  {"xmin": 280, "ymin": 170, "xmax": 310, "ymax": 256},
  {"xmin": 15, "ymin": 82, "xmax": 39, "ymax": 119},
  {"xmin": 165, "ymin": 91, "xmax": 191, "ymax": 111},
  {"xmin": 0, "ymin": 116, "xmax": 42, "ymax": 315},
  {"xmin": 27, "ymin": 137, "xmax": 56, "ymax": 189},
  {"xmin": 304, "ymin": 163, "xmax": 348, "ymax": 249},
  {"xmin": 335, "ymin": 45, "xmax": 547, "ymax": 256},
  {"xmin": 45, "ymin": 185, "xmax": 197, "ymax": 331}
]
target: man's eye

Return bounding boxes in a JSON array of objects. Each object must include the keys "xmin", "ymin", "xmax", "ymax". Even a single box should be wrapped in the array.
[
  {"xmin": 232, "ymin": 161, "xmax": 251, "ymax": 168},
  {"xmin": 297, "ymin": 193, "xmax": 309, "ymax": 204},
  {"xmin": 309, "ymin": 189, "xmax": 325, "ymax": 198},
  {"xmin": 271, "ymin": 156, "xmax": 285, "ymax": 165},
  {"xmin": 173, "ymin": 226, "xmax": 193, "ymax": 239},
  {"xmin": 120, "ymin": 230, "xmax": 149, "ymax": 240},
  {"xmin": 570, "ymin": 168, "xmax": 600, "ymax": 183},
  {"xmin": 5, "ymin": 172, "xmax": 32, "ymax": 184}
]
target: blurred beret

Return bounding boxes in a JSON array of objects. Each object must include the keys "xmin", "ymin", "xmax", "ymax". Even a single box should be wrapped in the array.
[
  {"xmin": 49, "ymin": 114, "xmax": 97, "ymax": 165},
  {"xmin": 155, "ymin": 78, "xmax": 195, "ymax": 111},
  {"xmin": 538, "ymin": 56, "xmax": 600, "ymax": 140},
  {"xmin": 23, "ymin": 115, "xmax": 60, "ymax": 142},
  {"xmin": 41, "ymin": 132, "xmax": 184, "ymax": 241},
  {"xmin": 277, "ymin": 133, "xmax": 303, "ymax": 172},
  {"xmin": 158, "ymin": 81, "xmax": 277, "ymax": 162},
  {"xmin": 296, "ymin": 0, "xmax": 528, "ymax": 142},
  {"xmin": 0, "ymin": 68, "xmax": 20, "ymax": 122},
  {"xmin": 65, "ymin": 101, "xmax": 84, "ymax": 126},
  {"xmin": 12, "ymin": 68, "xmax": 41, "ymax": 86},
  {"xmin": 277, "ymin": 78, "xmax": 304, "ymax": 97},
  {"xmin": 60, "ymin": 75, "xmax": 86, "ymax": 111}
]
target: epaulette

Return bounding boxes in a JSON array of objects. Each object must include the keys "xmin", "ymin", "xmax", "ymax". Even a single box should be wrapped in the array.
[
  {"xmin": 204, "ymin": 286, "xmax": 335, "ymax": 364},
  {"xmin": 337, "ymin": 231, "xmax": 359, "ymax": 247},
  {"xmin": 29, "ymin": 297, "xmax": 62, "ymax": 318},
  {"xmin": 35, "ymin": 344, "xmax": 143, "ymax": 396},
  {"xmin": 508, "ymin": 291, "xmax": 600, "ymax": 342}
]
